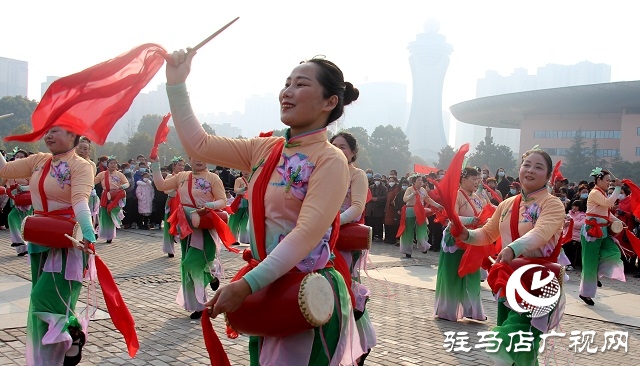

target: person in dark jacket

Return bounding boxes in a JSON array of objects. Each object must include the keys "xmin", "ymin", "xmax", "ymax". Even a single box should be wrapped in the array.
[
  {"xmin": 495, "ymin": 167, "xmax": 510, "ymax": 198},
  {"xmin": 369, "ymin": 173, "xmax": 387, "ymax": 241},
  {"xmin": 384, "ymin": 176, "xmax": 401, "ymax": 243}
]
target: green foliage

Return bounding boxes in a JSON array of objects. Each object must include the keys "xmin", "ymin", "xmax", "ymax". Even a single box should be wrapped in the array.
[
  {"xmin": 125, "ymin": 132, "xmax": 153, "ymax": 161},
  {"xmin": 0, "ymin": 96, "xmax": 38, "ymax": 139},
  {"xmin": 202, "ymin": 123, "xmax": 215, "ymax": 134},
  {"xmin": 137, "ymin": 114, "xmax": 164, "ymax": 136},
  {"xmin": 271, "ymin": 128, "xmax": 288, "ymax": 137},
  {"xmin": 435, "ymin": 145, "xmax": 455, "ymax": 169},
  {"xmin": 468, "ymin": 135, "xmax": 516, "ymax": 175},
  {"xmin": 562, "ymin": 129, "xmax": 590, "ymax": 182},
  {"xmin": 368, "ymin": 124, "xmax": 411, "ymax": 175}
]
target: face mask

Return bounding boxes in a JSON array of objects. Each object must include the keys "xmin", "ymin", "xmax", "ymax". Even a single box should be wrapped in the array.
[
  {"xmin": 498, "ymin": 171, "xmax": 505, "ymax": 177},
  {"xmin": 402, "ymin": 185, "xmax": 408, "ymax": 190},
  {"xmin": 102, "ymin": 162, "xmax": 108, "ymax": 167},
  {"xmin": 138, "ymin": 168, "xmax": 147, "ymax": 173},
  {"xmin": 438, "ymin": 175, "xmax": 445, "ymax": 179},
  {"xmin": 481, "ymin": 173, "xmax": 487, "ymax": 179},
  {"xmin": 366, "ymin": 173, "xmax": 373, "ymax": 179},
  {"xmin": 389, "ymin": 182, "xmax": 396, "ymax": 187},
  {"xmin": 619, "ymin": 194, "xmax": 626, "ymax": 200},
  {"xmin": 509, "ymin": 188, "xmax": 516, "ymax": 195},
  {"xmin": 374, "ymin": 181, "xmax": 380, "ymax": 186},
  {"xmin": 580, "ymin": 193, "xmax": 588, "ymax": 199},
  {"xmin": 124, "ymin": 169, "xmax": 131, "ymax": 174}
]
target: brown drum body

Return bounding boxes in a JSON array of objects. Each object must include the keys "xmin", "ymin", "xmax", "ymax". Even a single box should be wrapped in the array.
[
  {"xmin": 13, "ymin": 192, "xmax": 32, "ymax": 206},
  {"xmin": 610, "ymin": 221, "xmax": 624, "ymax": 235},
  {"xmin": 226, "ymin": 271, "xmax": 332, "ymax": 337},
  {"xmin": 190, "ymin": 209, "xmax": 228, "ymax": 229},
  {"xmin": 335, "ymin": 223, "xmax": 372, "ymax": 251},
  {"xmin": 21, "ymin": 216, "xmax": 83, "ymax": 248}
]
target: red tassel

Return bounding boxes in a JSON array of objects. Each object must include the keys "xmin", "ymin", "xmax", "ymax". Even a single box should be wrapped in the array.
[
  {"xmin": 201, "ymin": 313, "xmax": 231, "ymax": 366},
  {"xmin": 209, "ymin": 209, "xmax": 240, "ymax": 253},
  {"xmin": 149, "ymin": 113, "xmax": 172, "ymax": 160},
  {"xmin": 94, "ymin": 256, "xmax": 139, "ymax": 358}
]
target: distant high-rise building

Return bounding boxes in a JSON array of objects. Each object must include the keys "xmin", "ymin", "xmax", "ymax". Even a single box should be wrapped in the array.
[
  {"xmin": 210, "ymin": 123, "xmax": 242, "ymax": 138},
  {"xmin": 110, "ymin": 83, "xmax": 171, "ymax": 142},
  {"xmin": 456, "ymin": 61, "xmax": 612, "ymax": 156},
  {"xmin": 0, "ymin": 57, "xmax": 28, "ymax": 98},
  {"xmin": 341, "ymin": 82, "xmax": 407, "ymax": 134},
  {"xmin": 41, "ymin": 76, "xmax": 60, "ymax": 98},
  {"xmin": 405, "ymin": 20, "xmax": 452, "ymax": 162}
]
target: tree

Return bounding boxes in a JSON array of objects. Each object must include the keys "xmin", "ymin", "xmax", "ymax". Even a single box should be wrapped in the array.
[
  {"xmin": 563, "ymin": 129, "xmax": 590, "ymax": 182},
  {"xmin": 0, "ymin": 96, "xmax": 38, "ymax": 139},
  {"xmin": 435, "ymin": 145, "xmax": 455, "ymax": 169},
  {"xmin": 122, "ymin": 119, "xmax": 138, "ymax": 143},
  {"xmin": 271, "ymin": 128, "xmax": 288, "ymax": 137},
  {"xmin": 137, "ymin": 114, "xmax": 164, "ymax": 137},
  {"xmin": 202, "ymin": 123, "xmax": 215, "ymax": 135},
  {"xmin": 125, "ymin": 132, "xmax": 153, "ymax": 161},
  {"xmin": 368, "ymin": 124, "xmax": 411, "ymax": 175},
  {"xmin": 468, "ymin": 135, "xmax": 516, "ymax": 175}
]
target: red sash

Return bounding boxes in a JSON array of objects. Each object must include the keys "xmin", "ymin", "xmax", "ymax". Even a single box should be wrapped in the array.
[
  {"xmin": 396, "ymin": 188, "xmax": 427, "ymax": 238},
  {"xmin": 99, "ymin": 170, "xmax": 125, "ymax": 212},
  {"xmin": 457, "ymin": 190, "xmax": 499, "ymax": 277}
]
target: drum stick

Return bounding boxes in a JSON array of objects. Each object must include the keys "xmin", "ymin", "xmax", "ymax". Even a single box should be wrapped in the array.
[
  {"xmin": 190, "ymin": 17, "xmax": 240, "ymax": 53},
  {"xmin": 65, "ymin": 234, "xmax": 94, "ymax": 254},
  {"xmin": 0, "ymin": 113, "xmax": 13, "ymax": 120},
  {"xmin": 488, "ymin": 256, "xmax": 496, "ymax": 265}
]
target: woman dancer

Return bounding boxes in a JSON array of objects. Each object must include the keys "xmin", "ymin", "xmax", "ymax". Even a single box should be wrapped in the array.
[
  {"xmin": 398, "ymin": 175, "xmax": 442, "ymax": 258},
  {"xmin": 579, "ymin": 168, "xmax": 625, "ymax": 306},
  {"xmin": 331, "ymin": 131, "xmax": 376, "ymax": 365},
  {"xmin": 455, "ymin": 149, "xmax": 566, "ymax": 365},
  {"xmin": 167, "ymin": 49, "xmax": 363, "ymax": 364},
  {"xmin": 5, "ymin": 149, "xmax": 31, "ymax": 255},
  {"xmin": 228, "ymin": 170, "xmax": 250, "ymax": 244},
  {"xmin": 94, "ymin": 158, "xmax": 128, "ymax": 243},
  {"xmin": 162, "ymin": 157, "xmax": 185, "ymax": 257},
  {"xmin": 151, "ymin": 156, "xmax": 227, "ymax": 319},
  {"xmin": 434, "ymin": 167, "xmax": 487, "ymax": 322},
  {"xmin": 75, "ymin": 138, "xmax": 99, "ymax": 228},
  {"xmin": 0, "ymin": 127, "xmax": 96, "ymax": 365}
]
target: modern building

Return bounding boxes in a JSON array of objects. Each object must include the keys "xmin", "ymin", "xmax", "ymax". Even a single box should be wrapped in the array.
[
  {"xmin": 455, "ymin": 61, "xmax": 612, "ymax": 154},
  {"xmin": 405, "ymin": 20, "xmax": 452, "ymax": 162},
  {"xmin": 450, "ymin": 80, "xmax": 640, "ymax": 163},
  {"xmin": 0, "ymin": 57, "xmax": 28, "ymax": 98}
]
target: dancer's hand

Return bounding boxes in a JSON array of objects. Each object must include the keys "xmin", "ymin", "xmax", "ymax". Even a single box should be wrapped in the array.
[
  {"xmin": 205, "ymin": 279, "xmax": 252, "ymax": 319},
  {"xmin": 496, "ymin": 246, "xmax": 515, "ymax": 264},
  {"xmin": 166, "ymin": 48, "xmax": 196, "ymax": 85}
]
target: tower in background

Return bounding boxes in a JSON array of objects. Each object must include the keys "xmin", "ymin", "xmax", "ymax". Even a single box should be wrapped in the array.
[{"xmin": 405, "ymin": 20, "xmax": 452, "ymax": 162}]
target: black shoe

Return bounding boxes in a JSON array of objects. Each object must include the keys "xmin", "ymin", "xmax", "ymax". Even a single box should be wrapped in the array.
[
  {"xmin": 106, "ymin": 239, "xmax": 112, "ymax": 244},
  {"xmin": 232, "ymin": 242, "xmax": 240, "ymax": 246},
  {"xmin": 168, "ymin": 253, "xmax": 174, "ymax": 258},
  {"xmin": 63, "ymin": 328, "xmax": 85, "ymax": 366},
  {"xmin": 210, "ymin": 278, "xmax": 220, "ymax": 291},
  {"xmin": 405, "ymin": 254, "xmax": 412, "ymax": 258},
  {"xmin": 597, "ymin": 280, "xmax": 602, "ymax": 288},
  {"xmin": 10, "ymin": 243, "xmax": 21, "ymax": 247},
  {"xmin": 190, "ymin": 310, "xmax": 203, "ymax": 319},
  {"xmin": 17, "ymin": 251, "xmax": 27, "ymax": 257},
  {"xmin": 579, "ymin": 295, "xmax": 595, "ymax": 306}
]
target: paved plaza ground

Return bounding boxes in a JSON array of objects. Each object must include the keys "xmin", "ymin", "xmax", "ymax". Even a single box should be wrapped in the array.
[{"xmin": 1, "ymin": 228, "xmax": 639, "ymax": 365}]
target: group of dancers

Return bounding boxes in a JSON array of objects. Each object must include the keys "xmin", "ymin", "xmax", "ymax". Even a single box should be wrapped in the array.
[{"xmin": 1, "ymin": 43, "xmax": 631, "ymax": 366}]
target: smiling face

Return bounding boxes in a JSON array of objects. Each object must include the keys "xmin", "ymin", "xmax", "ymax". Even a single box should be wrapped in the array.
[
  {"xmin": 331, "ymin": 135, "xmax": 354, "ymax": 163},
  {"xmin": 44, "ymin": 127, "xmax": 76, "ymax": 155},
  {"xmin": 279, "ymin": 63, "xmax": 337, "ymax": 135},
  {"xmin": 519, "ymin": 152, "xmax": 551, "ymax": 193},
  {"xmin": 107, "ymin": 160, "xmax": 118, "ymax": 171}
]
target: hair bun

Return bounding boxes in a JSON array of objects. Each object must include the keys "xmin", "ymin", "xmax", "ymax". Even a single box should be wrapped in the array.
[{"xmin": 343, "ymin": 82, "xmax": 359, "ymax": 106}]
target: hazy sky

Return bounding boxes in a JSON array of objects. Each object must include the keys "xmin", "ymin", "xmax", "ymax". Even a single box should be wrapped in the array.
[{"xmin": 4, "ymin": 0, "xmax": 640, "ymax": 138}]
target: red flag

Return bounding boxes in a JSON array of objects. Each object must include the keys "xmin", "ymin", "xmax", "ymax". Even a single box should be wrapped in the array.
[
  {"xmin": 149, "ymin": 113, "xmax": 172, "ymax": 160},
  {"xmin": 6, "ymin": 44, "xmax": 167, "ymax": 144},
  {"xmin": 550, "ymin": 160, "xmax": 565, "ymax": 186},
  {"xmin": 622, "ymin": 179, "xmax": 640, "ymax": 218},
  {"xmin": 434, "ymin": 144, "xmax": 470, "ymax": 237},
  {"xmin": 413, "ymin": 163, "xmax": 439, "ymax": 175}
]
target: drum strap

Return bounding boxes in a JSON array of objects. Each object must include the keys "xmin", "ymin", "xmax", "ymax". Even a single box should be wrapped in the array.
[{"xmin": 509, "ymin": 193, "xmax": 564, "ymax": 261}]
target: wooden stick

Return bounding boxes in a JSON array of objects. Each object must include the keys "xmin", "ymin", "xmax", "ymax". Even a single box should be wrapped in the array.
[
  {"xmin": 190, "ymin": 17, "xmax": 240, "ymax": 53},
  {"xmin": 0, "ymin": 113, "xmax": 14, "ymax": 120}
]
